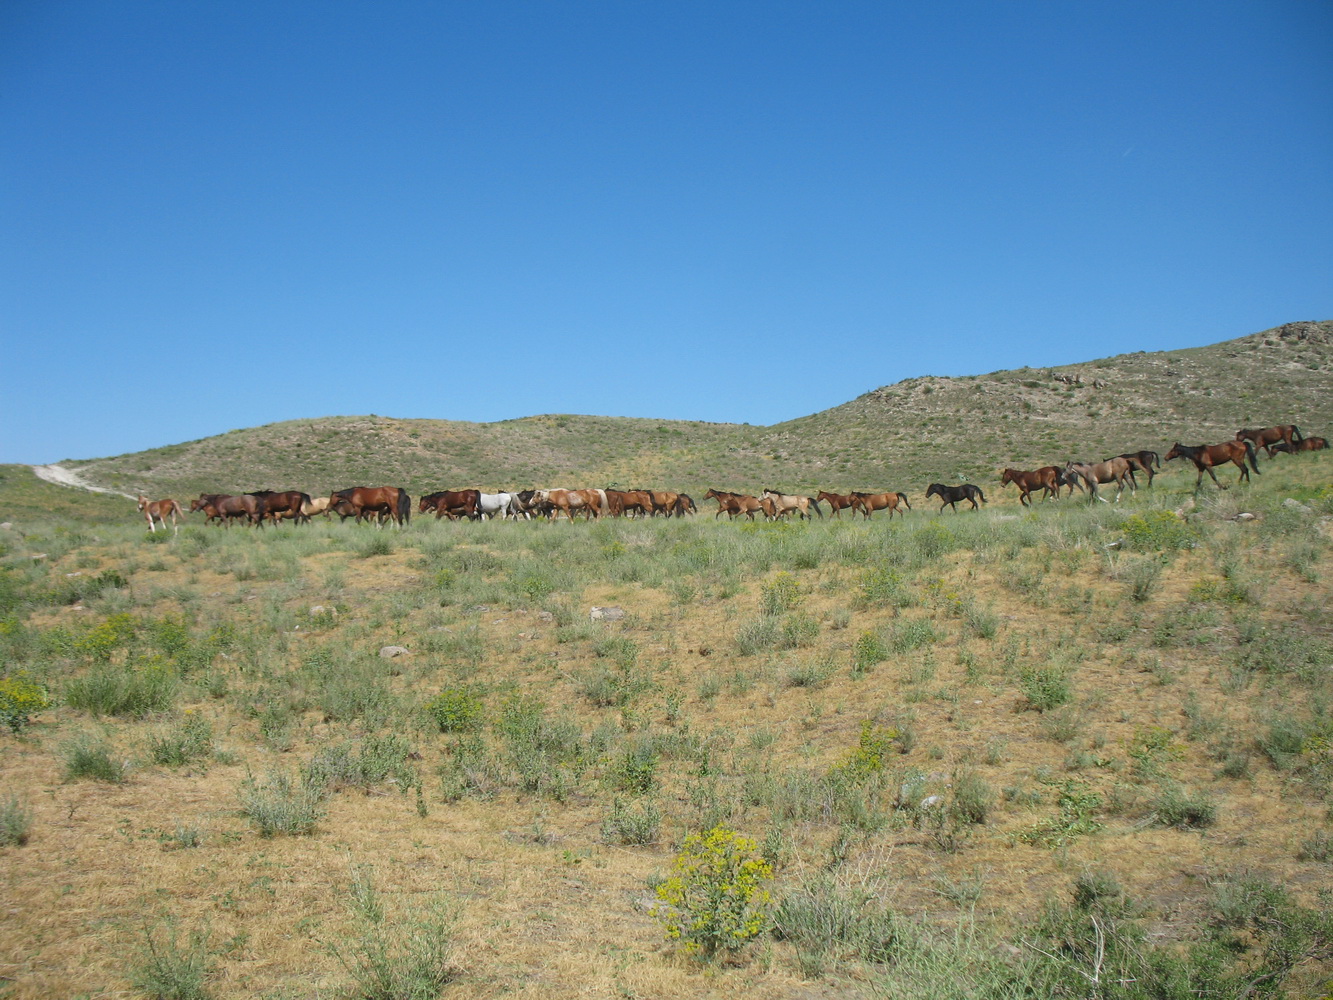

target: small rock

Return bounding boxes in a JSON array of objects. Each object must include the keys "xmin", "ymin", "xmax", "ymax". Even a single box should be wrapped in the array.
[
  {"xmin": 30, "ymin": 553, "xmax": 47, "ymax": 561},
  {"xmin": 1283, "ymin": 498, "xmax": 1314, "ymax": 514},
  {"xmin": 310, "ymin": 605, "xmax": 336, "ymax": 616},
  {"xmin": 589, "ymin": 606, "xmax": 625, "ymax": 621},
  {"xmin": 379, "ymin": 645, "xmax": 409, "ymax": 659},
  {"xmin": 920, "ymin": 795, "xmax": 943, "ymax": 810},
  {"xmin": 65, "ymin": 571, "xmax": 84, "ymax": 578},
  {"xmin": 1233, "ymin": 512, "xmax": 1256, "ymax": 522},
  {"xmin": 536, "ymin": 611, "xmax": 555, "ymax": 622},
  {"xmin": 0, "ymin": 522, "xmax": 12, "ymax": 530}
]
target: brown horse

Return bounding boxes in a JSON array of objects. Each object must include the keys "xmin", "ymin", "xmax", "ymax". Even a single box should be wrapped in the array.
[
  {"xmin": 1237, "ymin": 425, "xmax": 1303, "ymax": 457},
  {"xmin": 816, "ymin": 490, "xmax": 858, "ymax": 518},
  {"xmin": 1165, "ymin": 441, "xmax": 1260, "ymax": 489},
  {"xmin": 536, "ymin": 489, "xmax": 608, "ymax": 521},
  {"xmin": 1064, "ymin": 458, "xmax": 1136, "ymax": 503},
  {"xmin": 331, "ymin": 486, "xmax": 411, "ymax": 526},
  {"xmin": 999, "ymin": 468, "xmax": 1060, "ymax": 506},
  {"xmin": 248, "ymin": 490, "xmax": 312, "ymax": 525},
  {"xmin": 704, "ymin": 489, "xmax": 762, "ymax": 520},
  {"xmin": 420, "ymin": 490, "xmax": 480, "ymax": 520},
  {"xmin": 137, "ymin": 496, "xmax": 185, "ymax": 534},
  {"xmin": 1270, "ymin": 436, "xmax": 1328, "ymax": 455},
  {"xmin": 195, "ymin": 493, "xmax": 266, "ymax": 527},
  {"xmin": 850, "ymin": 491, "xmax": 911, "ymax": 519}
]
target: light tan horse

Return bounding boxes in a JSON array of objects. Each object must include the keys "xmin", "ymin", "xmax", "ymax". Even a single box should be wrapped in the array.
[
  {"xmin": 850, "ymin": 491, "xmax": 911, "ymax": 519},
  {"xmin": 137, "ymin": 496, "xmax": 185, "ymax": 534},
  {"xmin": 761, "ymin": 490, "xmax": 823, "ymax": 519}
]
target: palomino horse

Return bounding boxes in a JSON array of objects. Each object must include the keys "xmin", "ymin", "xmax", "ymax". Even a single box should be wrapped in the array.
[
  {"xmin": 815, "ymin": 491, "xmax": 859, "ymax": 518},
  {"xmin": 1237, "ymin": 425, "xmax": 1303, "ymax": 457},
  {"xmin": 925, "ymin": 484, "xmax": 986, "ymax": 512},
  {"xmin": 1064, "ymin": 458, "xmax": 1136, "ymax": 502},
  {"xmin": 850, "ymin": 491, "xmax": 910, "ymax": 519},
  {"xmin": 1118, "ymin": 451, "xmax": 1161, "ymax": 487},
  {"xmin": 704, "ymin": 489, "xmax": 762, "ymax": 520},
  {"xmin": 330, "ymin": 486, "xmax": 411, "ymax": 526},
  {"xmin": 137, "ymin": 496, "xmax": 185, "ymax": 534},
  {"xmin": 761, "ymin": 490, "xmax": 822, "ymax": 519},
  {"xmin": 999, "ymin": 468, "xmax": 1060, "ymax": 506},
  {"xmin": 1165, "ymin": 441, "xmax": 1260, "ymax": 489}
]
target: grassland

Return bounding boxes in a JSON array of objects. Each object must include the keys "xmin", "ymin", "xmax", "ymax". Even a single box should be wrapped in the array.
[
  {"xmin": 2, "ymin": 446, "xmax": 1332, "ymax": 998},
  {"xmin": 49, "ymin": 320, "xmax": 1333, "ymax": 501}
]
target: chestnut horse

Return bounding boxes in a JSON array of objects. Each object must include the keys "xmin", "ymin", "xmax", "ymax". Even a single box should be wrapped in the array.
[
  {"xmin": 248, "ymin": 490, "xmax": 312, "ymax": 525},
  {"xmin": 1269, "ymin": 436, "xmax": 1328, "ymax": 455},
  {"xmin": 816, "ymin": 490, "xmax": 858, "ymax": 518},
  {"xmin": 850, "ymin": 491, "xmax": 911, "ymax": 519},
  {"xmin": 1237, "ymin": 425, "xmax": 1302, "ymax": 457},
  {"xmin": 420, "ymin": 490, "xmax": 480, "ymax": 520},
  {"xmin": 331, "ymin": 486, "xmax": 411, "ymax": 527},
  {"xmin": 704, "ymin": 489, "xmax": 762, "ymax": 520},
  {"xmin": 1118, "ymin": 451, "xmax": 1161, "ymax": 487},
  {"xmin": 191, "ymin": 493, "xmax": 265, "ymax": 526},
  {"xmin": 1166, "ymin": 441, "xmax": 1260, "ymax": 489},
  {"xmin": 999, "ymin": 468, "xmax": 1060, "ymax": 506},
  {"xmin": 137, "ymin": 496, "xmax": 185, "ymax": 534}
]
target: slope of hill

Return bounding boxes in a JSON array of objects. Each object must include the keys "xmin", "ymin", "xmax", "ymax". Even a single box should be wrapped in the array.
[{"xmin": 58, "ymin": 321, "xmax": 1333, "ymax": 501}]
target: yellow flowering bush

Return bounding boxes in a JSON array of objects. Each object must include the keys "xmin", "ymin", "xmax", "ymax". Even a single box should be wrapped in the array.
[
  {"xmin": 652, "ymin": 826, "xmax": 773, "ymax": 957},
  {"xmin": 0, "ymin": 673, "xmax": 51, "ymax": 732}
]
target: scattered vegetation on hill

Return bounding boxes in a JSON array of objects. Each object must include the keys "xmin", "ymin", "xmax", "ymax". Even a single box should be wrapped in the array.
[{"xmin": 2, "ymin": 446, "xmax": 1331, "ymax": 998}]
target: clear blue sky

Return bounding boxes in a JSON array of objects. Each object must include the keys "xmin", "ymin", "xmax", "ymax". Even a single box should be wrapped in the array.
[{"xmin": 3, "ymin": 1, "xmax": 1330, "ymax": 463}]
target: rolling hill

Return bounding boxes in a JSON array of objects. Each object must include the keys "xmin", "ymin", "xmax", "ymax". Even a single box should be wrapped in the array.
[{"xmin": 47, "ymin": 320, "xmax": 1333, "ymax": 503}]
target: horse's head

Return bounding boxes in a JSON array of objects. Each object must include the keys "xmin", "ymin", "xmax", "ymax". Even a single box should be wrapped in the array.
[
  {"xmin": 136, "ymin": 495, "xmax": 148, "ymax": 511},
  {"xmin": 704, "ymin": 488, "xmax": 721, "ymax": 500},
  {"xmin": 1164, "ymin": 444, "xmax": 1185, "ymax": 462}
]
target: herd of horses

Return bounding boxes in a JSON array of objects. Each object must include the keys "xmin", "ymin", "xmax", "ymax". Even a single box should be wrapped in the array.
[{"xmin": 134, "ymin": 424, "xmax": 1326, "ymax": 532}]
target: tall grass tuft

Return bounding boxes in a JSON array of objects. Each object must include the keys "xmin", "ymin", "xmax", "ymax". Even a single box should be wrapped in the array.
[{"xmin": 127, "ymin": 917, "xmax": 215, "ymax": 1000}]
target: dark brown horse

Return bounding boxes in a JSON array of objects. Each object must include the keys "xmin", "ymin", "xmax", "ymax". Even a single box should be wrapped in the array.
[
  {"xmin": 1237, "ymin": 425, "xmax": 1303, "ymax": 457},
  {"xmin": 999, "ymin": 468, "xmax": 1060, "ymax": 506},
  {"xmin": 850, "ymin": 491, "xmax": 910, "ymax": 519},
  {"xmin": 1165, "ymin": 441, "xmax": 1260, "ymax": 489},
  {"xmin": 331, "ymin": 486, "xmax": 411, "ymax": 526},
  {"xmin": 419, "ymin": 489, "xmax": 479, "ymax": 520},
  {"xmin": 1118, "ymin": 451, "xmax": 1161, "ymax": 487},
  {"xmin": 925, "ymin": 483, "xmax": 986, "ymax": 512},
  {"xmin": 1270, "ymin": 436, "xmax": 1328, "ymax": 455},
  {"xmin": 248, "ymin": 490, "xmax": 312, "ymax": 525}
]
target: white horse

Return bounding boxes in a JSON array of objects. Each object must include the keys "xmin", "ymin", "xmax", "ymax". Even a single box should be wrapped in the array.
[{"xmin": 477, "ymin": 492, "xmax": 516, "ymax": 520}]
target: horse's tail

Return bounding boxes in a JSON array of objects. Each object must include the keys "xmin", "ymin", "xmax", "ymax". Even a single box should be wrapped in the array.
[
  {"xmin": 1150, "ymin": 451, "xmax": 1161, "ymax": 469},
  {"xmin": 1244, "ymin": 440, "xmax": 1261, "ymax": 475},
  {"xmin": 807, "ymin": 497, "xmax": 823, "ymax": 518},
  {"xmin": 398, "ymin": 488, "xmax": 411, "ymax": 525},
  {"xmin": 898, "ymin": 492, "xmax": 912, "ymax": 509},
  {"xmin": 1293, "ymin": 426, "xmax": 1304, "ymax": 442},
  {"xmin": 976, "ymin": 487, "xmax": 987, "ymax": 504}
]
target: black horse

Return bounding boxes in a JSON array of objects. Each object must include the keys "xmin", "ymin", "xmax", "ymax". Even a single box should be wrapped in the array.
[{"xmin": 925, "ymin": 483, "xmax": 987, "ymax": 512}]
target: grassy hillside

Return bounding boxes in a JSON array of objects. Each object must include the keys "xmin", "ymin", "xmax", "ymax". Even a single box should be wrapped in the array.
[
  {"xmin": 1, "ymin": 449, "xmax": 1331, "ymax": 998},
  {"xmin": 55, "ymin": 320, "xmax": 1333, "ymax": 504}
]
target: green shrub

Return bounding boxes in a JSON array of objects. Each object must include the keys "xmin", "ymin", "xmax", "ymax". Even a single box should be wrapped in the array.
[
  {"xmin": 0, "ymin": 795, "xmax": 33, "ymax": 846},
  {"xmin": 888, "ymin": 619, "xmax": 938, "ymax": 653},
  {"xmin": 1020, "ymin": 665, "xmax": 1071, "ymax": 712},
  {"xmin": 760, "ymin": 572, "xmax": 803, "ymax": 615},
  {"xmin": 859, "ymin": 567, "xmax": 914, "ymax": 608},
  {"xmin": 61, "ymin": 731, "xmax": 128, "ymax": 783},
  {"xmin": 328, "ymin": 864, "xmax": 457, "ymax": 1000},
  {"xmin": 149, "ymin": 713, "xmax": 214, "ymax": 767},
  {"xmin": 73, "ymin": 612, "xmax": 137, "ymax": 660},
  {"xmin": 734, "ymin": 617, "xmax": 780, "ymax": 656},
  {"xmin": 609, "ymin": 740, "xmax": 658, "ymax": 794},
  {"xmin": 422, "ymin": 688, "xmax": 486, "ymax": 733},
  {"xmin": 1153, "ymin": 785, "xmax": 1216, "ymax": 829},
  {"xmin": 601, "ymin": 797, "xmax": 662, "ymax": 845},
  {"xmin": 652, "ymin": 826, "xmax": 774, "ymax": 957},
  {"xmin": 65, "ymin": 660, "xmax": 178, "ymax": 719},
  {"xmin": 0, "ymin": 672, "xmax": 51, "ymax": 732},
  {"xmin": 128, "ymin": 917, "xmax": 215, "ymax": 1000},
  {"xmin": 774, "ymin": 874, "xmax": 898, "ymax": 974},
  {"xmin": 852, "ymin": 631, "xmax": 889, "ymax": 676},
  {"xmin": 238, "ymin": 769, "xmax": 326, "ymax": 837},
  {"xmin": 1121, "ymin": 510, "xmax": 1197, "ymax": 551}
]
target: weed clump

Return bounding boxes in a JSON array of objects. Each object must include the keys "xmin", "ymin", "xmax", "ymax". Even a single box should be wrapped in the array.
[
  {"xmin": 653, "ymin": 826, "xmax": 774, "ymax": 958},
  {"xmin": 0, "ymin": 672, "xmax": 50, "ymax": 732}
]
